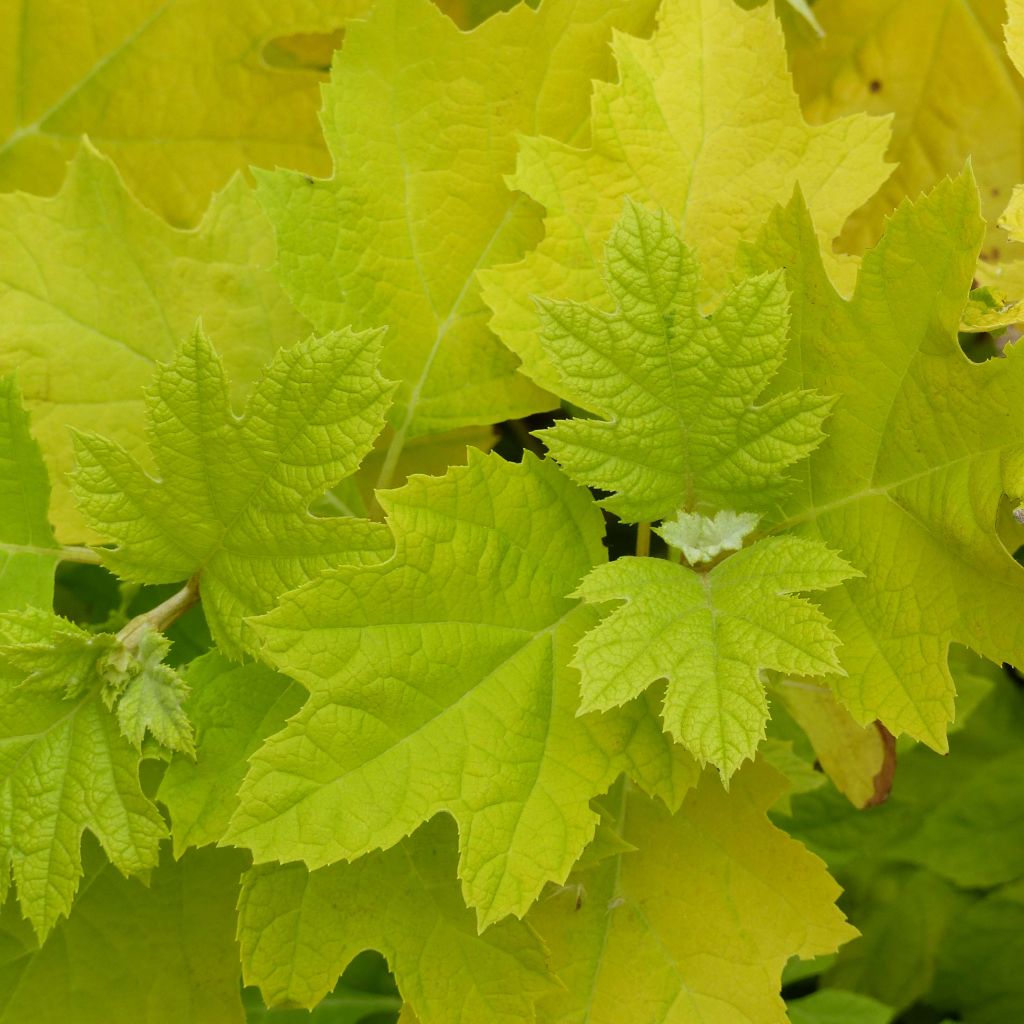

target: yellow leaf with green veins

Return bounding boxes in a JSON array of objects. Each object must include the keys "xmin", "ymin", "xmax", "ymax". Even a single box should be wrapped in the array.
[
  {"xmin": 742, "ymin": 170, "xmax": 1024, "ymax": 749},
  {"xmin": 0, "ymin": 0, "xmax": 373, "ymax": 224},
  {"xmin": 256, "ymin": 0, "xmax": 661, "ymax": 483},
  {"xmin": 71, "ymin": 328, "xmax": 392, "ymax": 659},
  {"xmin": 0, "ymin": 143, "xmax": 308, "ymax": 541},
  {"xmin": 480, "ymin": 0, "xmax": 892, "ymax": 395},
  {"xmin": 531, "ymin": 766, "xmax": 855, "ymax": 1024},
  {"xmin": 229, "ymin": 453, "xmax": 697, "ymax": 929}
]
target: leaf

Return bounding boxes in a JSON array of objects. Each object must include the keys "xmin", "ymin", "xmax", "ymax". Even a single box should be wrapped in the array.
[
  {"xmin": 229, "ymin": 453, "xmax": 698, "ymax": 928},
  {"xmin": 257, "ymin": 0, "xmax": 661, "ymax": 475},
  {"xmin": 741, "ymin": 171, "xmax": 1024, "ymax": 748},
  {"xmin": 784, "ymin": 0, "xmax": 1023, "ymax": 263},
  {"xmin": 775, "ymin": 683, "xmax": 895, "ymax": 809},
  {"xmin": 786, "ymin": 989, "xmax": 894, "ymax": 1024},
  {"xmin": 0, "ymin": 378, "xmax": 58, "ymax": 611},
  {"xmin": 238, "ymin": 818, "xmax": 553, "ymax": 1024},
  {"xmin": 158, "ymin": 653, "xmax": 306, "ymax": 855},
  {"xmin": 71, "ymin": 327, "xmax": 393, "ymax": 657},
  {"xmin": 480, "ymin": 0, "xmax": 893, "ymax": 394},
  {"xmin": 573, "ymin": 536, "xmax": 856, "ymax": 777},
  {"xmin": 0, "ymin": 0, "xmax": 374, "ymax": 224},
  {"xmin": 530, "ymin": 765, "xmax": 856, "ymax": 1024},
  {"xmin": 0, "ymin": 843, "xmax": 247, "ymax": 1024},
  {"xmin": 532, "ymin": 201, "xmax": 833, "ymax": 524},
  {"xmin": 0, "ymin": 144, "xmax": 308, "ymax": 539},
  {"xmin": 0, "ymin": 609, "xmax": 167, "ymax": 937},
  {"xmin": 656, "ymin": 510, "xmax": 760, "ymax": 566}
]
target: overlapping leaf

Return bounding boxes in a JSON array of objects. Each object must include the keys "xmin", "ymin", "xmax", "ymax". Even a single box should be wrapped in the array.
[
  {"xmin": 532, "ymin": 200, "xmax": 832, "ymax": 524},
  {"xmin": 0, "ymin": 144, "xmax": 308, "ymax": 538},
  {"xmin": 574, "ymin": 536, "xmax": 856, "ymax": 777},
  {"xmin": 480, "ymin": 0, "xmax": 893, "ymax": 394},
  {"xmin": 228, "ymin": 453, "xmax": 697, "ymax": 928},
  {"xmin": 0, "ymin": 0, "xmax": 373, "ymax": 224},
  {"xmin": 741, "ymin": 171, "xmax": 1024, "ymax": 748},
  {"xmin": 257, "ymin": 0, "xmax": 661, "ymax": 481},
  {"xmin": 71, "ymin": 328, "xmax": 392, "ymax": 657}
]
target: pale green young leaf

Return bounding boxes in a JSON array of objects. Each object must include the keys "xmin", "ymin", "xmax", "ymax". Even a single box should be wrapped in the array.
[
  {"xmin": 0, "ymin": 144, "xmax": 308, "ymax": 540},
  {"xmin": 574, "ymin": 537, "xmax": 857, "ymax": 777},
  {"xmin": 71, "ymin": 328, "xmax": 392, "ymax": 658},
  {"xmin": 742, "ymin": 171, "xmax": 1024, "ymax": 748},
  {"xmin": 257, "ymin": 0, "xmax": 661, "ymax": 476},
  {"xmin": 238, "ymin": 818, "xmax": 553, "ymax": 1023},
  {"xmin": 0, "ymin": 0, "xmax": 374, "ymax": 225},
  {"xmin": 0, "ymin": 378, "xmax": 58, "ymax": 611},
  {"xmin": 480, "ymin": 0, "xmax": 893, "ymax": 394},
  {"xmin": 0, "ymin": 610, "xmax": 167, "ymax": 938},
  {"xmin": 0, "ymin": 844, "xmax": 247, "ymax": 1024},
  {"xmin": 531, "ymin": 765, "xmax": 855, "ymax": 1024},
  {"xmin": 158, "ymin": 654, "xmax": 306, "ymax": 855},
  {"xmin": 656, "ymin": 510, "xmax": 760, "ymax": 565},
  {"xmin": 534, "ymin": 201, "xmax": 831, "ymax": 523},
  {"xmin": 229, "ymin": 453, "xmax": 697, "ymax": 928}
]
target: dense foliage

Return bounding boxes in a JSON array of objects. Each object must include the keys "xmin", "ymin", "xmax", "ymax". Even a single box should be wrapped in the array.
[{"xmin": 2, "ymin": 1, "xmax": 1024, "ymax": 1021}]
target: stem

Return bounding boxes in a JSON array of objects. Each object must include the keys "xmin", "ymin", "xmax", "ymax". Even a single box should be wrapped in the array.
[
  {"xmin": 635, "ymin": 522, "xmax": 651, "ymax": 558},
  {"xmin": 0, "ymin": 541, "xmax": 103, "ymax": 565},
  {"xmin": 116, "ymin": 576, "xmax": 201, "ymax": 650}
]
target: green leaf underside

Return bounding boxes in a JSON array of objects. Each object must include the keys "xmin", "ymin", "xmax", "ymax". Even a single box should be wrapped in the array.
[
  {"xmin": 0, "ymin": 610, "xmax": 166, "ymax": 938},
  {"xmin": 0, "ymin": 844, "xmax": 247, "ymax": 1024},
  {"xmin": 229, "ymin": 453, "xmax": 698, "ymax": 928},
  {"xmin": 531, "ymin": 764, "xmax": 855, "ymax": 1024},
  {"xmin": 480, "ymin": 0, "xmax": 893, "ymax": 396},
  {"xmin": 257, "ymin": 0, "xmax": 661, "ymax": 451},
  {"xmin": 534, "ymin": 201, "xmax": 832, "ymax": 524},
  {"xmin": 741, "ymin": 171, "xmax": 1024, "ymax": 748},
  {"xmin": 71, "ymin": 328, "xmax": 393, "ymax": 658},
  {"xmin": 239, "ymin": 818, "xmax": 553, "ymax": 1024},
  {"xmin": 0, "ymin": 144, "xmax": 309, "ymax": 541},
  {"xmin": 574, "ymin": 536, "xmax": 857, "ymax": 777},
  {"xmin": 0, "ymin": 378, "xmax": 58, "ymax": 612}
]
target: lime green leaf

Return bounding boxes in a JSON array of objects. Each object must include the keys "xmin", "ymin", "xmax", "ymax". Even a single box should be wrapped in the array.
[
  {"xmin": 656, "ymin": 510, "xmax": 761, "ymax": 566},
  {"xmin": 0, "ymin": 144, "xmax": 308, "ymax": 540},
  {"xmin": 229, "ymin": 453, "xmax": 696, "ymax": 927},
  {"xmin": 959, "ymin": 285, "xmax": 1024, "ymax": 334},
  {"xmin": 533, "ymin": 201, "xmax": 832, "ymax": 524},
  {"xmin": 480, "ymin": 0, "xmax": 892, "ymax": 393},
  {"xmin": 0, "ymin": 610, "xmax": 167, "ymax": 937},
  {"xmin": 71, "ymin": 327, "xmax": 392, "ymax": 658},
  {"xmin": 158, "ymin": 653, "xmax": 306, "ymax": 855},
  {"xmin": 787, "ymin": 989, "xmax": 894, "ymax": 1024},
  {"xmin": 238, "ymin": 818, "xmax": 553, "ymax": 1023},
  {"xmin": 0, "ymin": 0, "xmax": 374, "ymax": 224},
  {"xmin": 0, "ymin": 378, "xmax": 58, "ymax": 611},
  {"xmin": 531, "ymin": 765, "xmax": 856, "ymax": 1024},
  {"xmin": 574, "ymin": 537, "xmax": 856, "ymax": 777},
  {"xmin": 0, "ymin": 844, "xmax": 247, "ymax": 1024},
  {"xmin": 742, "ymin": 171, "xmax": 1024, "ymax": 748},
  {"xmin": 785, "ymin": 0, "xmax": 1022, "ymax": 263},
  {"xmin": 257, "ymin": 0, "xmax": 660, "ymax": 474}
]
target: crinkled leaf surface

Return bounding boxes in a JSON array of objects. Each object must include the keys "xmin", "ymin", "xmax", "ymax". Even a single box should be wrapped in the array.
[
  {"xmin": 480, "ymin": 0, "xmax": 892, "ymax": 393},
  {"xmin": 656, "ymin": 510, "xmax": 760, "ymax": 566},
  {"xmin": 785, "ymin": 0, "xmax": 1023, "ymax": 263},
  {"xmin": 72, "ymin": 328, "xmax": 392, "ymax": 658},
  {"xmin": 229, "ymin": 453, "xmax": 697, "ymax": 927},
  {"xmin": 0, "ymin": 144, "xmax": 308, "ymax": 539},
  {"xmin": 0, "ymin": 378, "xmax": 57, "ymax": 611},
  {"xmin": 533, "ymin": 200, "xmax": 832, "ymax": 523},
  {"xmin": 742, "ymin": 172, "xmax": 1024, "ymax": 748},
  {"xmin": 239, "ymin": 818, "xmax": 553, "ymax": 1023},
  {"xmin": 0, "ymin": 0, "xmax": 373, "ymax": 224},
  {"xmin": 257, "ymin": 0, "xmax": 660, "ymax": 462},
  {"xmin": 0, "ymin": 610, "xmax": 166, "ymax": 937},
  {"xmin": 0, "ymin": 843, "xmax": 246, "ymax": 1024},
  {"xmin": 530, "ymin": 764, "xmax": 855, "ymax": 1024},
  {"xmin": 574, "ymin": 536, "xmax": 855, "ymax": 777},
  {"xmin": 158, "ymin": 653, "xmax": 306, "ymax": 856}
]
